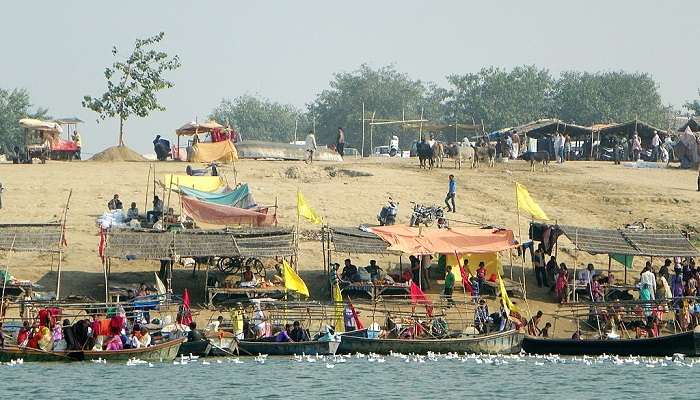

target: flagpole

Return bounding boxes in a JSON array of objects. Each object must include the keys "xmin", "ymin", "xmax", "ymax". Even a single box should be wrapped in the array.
[{"xmin": 296, "ymin": 188, "xmax": 301, "ymax": 272}]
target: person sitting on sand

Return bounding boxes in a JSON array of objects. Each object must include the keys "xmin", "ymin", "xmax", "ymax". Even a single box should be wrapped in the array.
[
  {"xmin": 539, "ymin": 322, "xmax": 552, "ymax": 338},
  {"xmin": 107, "ymin": 194, "xmax": 123, "ymax": 210},
  {"xmin": 126, "ymin": 202, "xmax": 139, "ymax": 222},
  {"xmin": 146, "ymin": 196, "xmax": 164, "ymax": 223}
]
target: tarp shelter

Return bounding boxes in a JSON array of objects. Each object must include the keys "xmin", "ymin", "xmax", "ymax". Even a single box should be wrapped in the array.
[
  {"xmin": 163, "ymin": 174, "xmax": 225, "ymax": 192},
  {"xmin": 191, "ymin": 140, "xmax": 238, "ymax": 163},
  {"xmin": 501, "ymin": 119, "xmax": 593, "ymax": 140},
  {"xmin": 181, "ymin": 196, "xmax": 276, "ymax": 227},
  {"xmin": 19, "ymin": 118, "xmax": 63, "ymax": 134},
  {"xmin": 677, "ymin": 117, "xmax": 700, "ymax": 133},
  {"xmin": 559, "ymin": 225, "xmax": 699, "ymax": 257},
  {"xmin": 598, "ymin": 120, "xmax": 667, "ymax": 142},
  {"xmin": 0, "ymin": 223, "xmax": 67, "ymax": 298},
  {"xmin": 179, "ymin": 183, "xmax": 256, "ymax": 208},
  {"xmin": 368, "ymin": 226, "xmax": 517, "ymax": 255}
]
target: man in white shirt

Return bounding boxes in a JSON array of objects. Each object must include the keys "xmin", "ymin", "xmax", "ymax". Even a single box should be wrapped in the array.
[
  {"xmin": 651, "ymin": 130, "xmax": 661, "ymax": 162},
  {"xmin": 305, "ymin": 131, "xmax": 317, "ymax": 164},
  {"xmin": 640, "ymin": 264, "xmax": 656, "ymax": 300}
]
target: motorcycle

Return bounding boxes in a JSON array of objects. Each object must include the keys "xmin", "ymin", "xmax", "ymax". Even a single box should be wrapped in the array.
[
  {"xmin": 377, "ymin": 198, "xmax": 399, "ymax": 226},
  {"xmin": 409, "ymin": 202, "xmax": 447, "ymax": 228}
]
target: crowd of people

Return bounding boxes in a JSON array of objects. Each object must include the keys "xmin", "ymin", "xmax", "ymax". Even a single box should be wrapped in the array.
[{"xmin": 13, "ymin": 306, "xmax": 154, "ymax": 352}]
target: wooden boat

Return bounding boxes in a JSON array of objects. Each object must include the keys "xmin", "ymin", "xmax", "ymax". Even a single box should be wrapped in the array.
[
  {"xmin": 522, "ymin": 330, "xmax": 700, "ymax": 356},
  {"xmin": 206, "ymin": 335, "xmax": 237, "ymax": 357},
  {"xmin": 177, "ymin": 339, "xmax": 212, "ymax": 357},
  {"xmin": 236, "ymin": 339, "xmax": 340, "ymax": 356},
  {"xmin": 0, "ymin": 338, "xmax": 185, "ymax": 363},
  {"xmin": 337, "ymin": 329, "xmax": 523, "ymax": 355}
]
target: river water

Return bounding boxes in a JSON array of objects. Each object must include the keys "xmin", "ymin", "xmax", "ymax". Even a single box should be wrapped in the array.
[{"xmin": 0, "ymin": 353, "xmax": 696, "ymax": 399}]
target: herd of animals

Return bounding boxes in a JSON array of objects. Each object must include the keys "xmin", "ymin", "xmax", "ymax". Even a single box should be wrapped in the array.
[{"xmin": 415, "ymin": 140, "xmax": 549, "ymax": 171}]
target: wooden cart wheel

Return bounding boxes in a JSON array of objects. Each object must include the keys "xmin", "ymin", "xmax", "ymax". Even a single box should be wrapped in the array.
[
  {"xmin": 218, "ymin": 257, "xmax": 243, "ymax": 274},
  {"xmin": 245, "ymin": 257, "xmax": 266, "ymax": 279}
]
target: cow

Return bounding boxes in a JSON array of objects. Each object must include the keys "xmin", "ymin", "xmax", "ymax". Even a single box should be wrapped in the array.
[
  {"xmin": 416, "ymin": 141, "xmax": 434, "ymax": 169},
  {"xmin": 433, "ymin": 141, "xmax": 445, "ymax": 168},
  {"xmin": 521, "ymin": 151, "xmax": 550, "ymax": 172},
  {"xmin": 474, "ymin": 142, "xmax": 496, "ymax": 168},
  {"xmin": 446, "ymin": 143, "xmax": 475, "ymax": 169}
]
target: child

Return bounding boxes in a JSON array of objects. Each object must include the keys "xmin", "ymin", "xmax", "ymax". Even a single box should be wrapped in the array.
[{"xmin": 539, "ymin": 322, "xmax": 552, "ymax": 338}]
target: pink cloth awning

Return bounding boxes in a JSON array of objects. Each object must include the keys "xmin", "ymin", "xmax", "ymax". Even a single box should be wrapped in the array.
[
  {"xmin": 181, "ymin": 196, "xmax": 276, "ymax": 227},
  {"xmin": 368, "ymin": 225, "xmax": 516, "ymax": 255}
]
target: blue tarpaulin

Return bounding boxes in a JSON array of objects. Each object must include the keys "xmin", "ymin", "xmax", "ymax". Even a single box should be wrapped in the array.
[{"xmin": 179, "ymin": 183, "xmax": 256, "ymax": 208}]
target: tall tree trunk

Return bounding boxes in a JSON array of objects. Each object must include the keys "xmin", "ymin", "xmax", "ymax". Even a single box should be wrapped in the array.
[{"xmin": 119, "ymin": 117, "xmax": 124, "ymax": 146}]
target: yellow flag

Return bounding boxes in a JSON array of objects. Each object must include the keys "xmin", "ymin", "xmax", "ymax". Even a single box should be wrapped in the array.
[
  {"xmin": 333, "ymin": 282, "xmax": 345, "ymax": 333},
  {"xmin": 283, "ymin": 260, "xmax": 309, "ymax": 297},
  {"xmin": 498, "ymin": 273, "xmax": 519, "ymax": 312},
  {"xmin": 297, "ymin": 190, "xmax": 322, "ymax": 225},
  {"xmin": 515, "ymin": 182, "xmax": 549, "ymax": 220}
]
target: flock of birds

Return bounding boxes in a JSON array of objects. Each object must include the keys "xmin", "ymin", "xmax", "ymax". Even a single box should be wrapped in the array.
[{"xmin": 3, "ymin": 351, "xmax": 699, "ymax": 368}]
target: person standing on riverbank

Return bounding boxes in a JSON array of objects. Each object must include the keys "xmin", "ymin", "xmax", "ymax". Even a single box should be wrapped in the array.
[{"xmin": 445, "ymin": 175, "xmax": 456, "ymax": 212}]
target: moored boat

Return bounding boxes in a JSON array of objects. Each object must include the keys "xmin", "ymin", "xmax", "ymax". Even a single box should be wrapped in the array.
[
  {"xmin": 337, "ymin": 329, "xmax": 523, "ymax": 355},
  {"xmin": 177, "ymin": 339, "xmax": 212, "ymax": 357},
  {"xmin": 236, "ymin": 339, "xmax": 340, "ymax": 356},
  {"xmin": 0, "ymin": 338, "xmax": 185, "ymax": 363},
  {"xmin": 522, "ymin": 330, "xmax": 700, "ymax": 356}
]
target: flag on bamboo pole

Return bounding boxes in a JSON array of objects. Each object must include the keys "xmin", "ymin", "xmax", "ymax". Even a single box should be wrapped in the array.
[
  {"xmin": 297, "ymin": 190, "xmax": 322, "ymax": 225},
  {"xmin": 347, "ymin": 297, "xmax": 364, "ymax": 330},
  {"xmin": 333, "ymin": 282, "xmax": 345, "ymax": 333},
  {"xmin": 282, "ymin": 260, "xmax": 309, "ymax": 297},
  {"xmin": 498, "ymin": 273, "xmax": 519, "ymax": 312},
  {"xmin": 515, "ymin": 182, "xmax": 549, "ymax": 220}
]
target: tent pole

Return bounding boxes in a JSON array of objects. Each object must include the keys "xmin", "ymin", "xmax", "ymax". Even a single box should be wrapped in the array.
[
  {"xmin": 103, "ymin": 258, "xmax": 109, "ymax": 303},
  {"xmin": 361, "ymin": 102, "xmax": 365, "ymax": 158},
  {"xmin": 144, "ymin": 164, "xmax": 152, "ymax": 218},
  {"xmin": 515, "ymin": 182, "xmax": 527, "ymax": 302},
  {"xmin": 56, "ymin": 189, "xmax": 72, "ymax": 300}
]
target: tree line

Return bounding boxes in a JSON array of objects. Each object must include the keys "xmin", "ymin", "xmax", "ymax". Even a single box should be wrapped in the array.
[
  {"xmin": 0, "ymin": 61, "xmax": 692, "ymax": 153},
  {"xmin": 211, "ymin": 64, "xmax": 675, "ymax": 154}
]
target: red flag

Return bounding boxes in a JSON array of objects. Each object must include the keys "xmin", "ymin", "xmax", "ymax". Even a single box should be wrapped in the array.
[
  {"xmin": 409, "ymin": 282, "xmax": 433, "ymax": 317},
  {"xmin": 180, "ymin": 288, "xmax": 193, "ymax": 325},
  {"xmin": 98, "ymin": 228, "xmax": 106, "ymax": 262},
  {"xmin": 347, "ymin": 298, "xmax": 364, "ymax": 330}
]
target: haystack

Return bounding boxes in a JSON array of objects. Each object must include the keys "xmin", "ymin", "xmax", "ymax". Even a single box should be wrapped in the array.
[{"xmin": 90, "ymin": 146, "xmax": 147, "ymax": 162}]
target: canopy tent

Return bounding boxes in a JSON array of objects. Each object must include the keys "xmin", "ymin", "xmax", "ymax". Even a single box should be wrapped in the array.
[
  {"xmin": 175, "ymin": 120, "xmax": 224, "ymax": 136},
  {"xmin": 367, "ymin": 226, "xmax": 517, "ymax": 255},
  {"xmin": 19, "ymin": 118, "xmax": 63, "ymax": 133},
  {"xmin": 179, "ymin": 184, "xmax": 256, "ymax": 208},
  {"xmin": 181, "ymin": 196, "xmax": 276, "ymax": 227},
  {"xmin": 191, "ymin": 140, "xmax": 238, "ymax": 163},
  {"xmin": 597, "ymin": 120, "xmax": 667, "ymax": 142},
  {"xmin": 559, "ymin": 225, "xmax": 699, "ymax": 257},
  {"xmin": 162, "ymin": 174, "xmax": 225, "ymax": 192}
]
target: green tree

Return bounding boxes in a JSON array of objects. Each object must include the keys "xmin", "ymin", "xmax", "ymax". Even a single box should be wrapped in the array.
[
  {"xmin": 684, "ymin": 90, "xmax": 700, "ymax": 116},
  {"xmin": 553, "ymin": 71, "xmax": 669, "ymax": 126},
  {"xmin": 0, "ymin": 88, "xmax": 48, "ymax": 151},
  {"xmin": 210, "ymin": 95, "xmax": 310, "ymax": 142},
  {"xmin": 82, "ymin": 32, "xmax": 181, "ymax": 147},
  {"xmin": 308, "ymin": 64, "xmax": 439, "ymax": 154},
  {"xmin": 445, "ymin": 65, "xmax": 554, "ymax": 132}
]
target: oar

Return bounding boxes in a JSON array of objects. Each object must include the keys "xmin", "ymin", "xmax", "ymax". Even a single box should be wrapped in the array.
[{"xmin": 232, "ymin": 338, "xmax": 253, "ymax": 356}]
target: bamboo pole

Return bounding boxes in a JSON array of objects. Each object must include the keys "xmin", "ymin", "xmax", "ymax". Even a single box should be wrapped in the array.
[
  {"xmin": 361, "ymin": 102, "xmax": 365, "ymax": 157},
  {"xmin": 56, "ymin": 189, "xmax": 72, "ymax": 300},
  {"xmin": 144, "ymin": 164, "xmax": 152, "ymax": 216}
]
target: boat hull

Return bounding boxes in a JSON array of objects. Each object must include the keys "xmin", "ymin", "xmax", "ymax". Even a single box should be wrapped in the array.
[
  {"xmin": 522, "ymin": 331, "xmax": 700, "ymax": 356},
  {"xmin": 177, "ymin": 339, "xmax": 212, "ymax": 357},
  {"xmin": 0, "ymin": 338, "xmax": 185, "ymax": 363},
  {"xmin": 337, "ymin": 330, "xmax": 523, "ymax": 355},
  {"xmin": 237, "ymin": 340, "xmax": 340, "ymax": 356}
]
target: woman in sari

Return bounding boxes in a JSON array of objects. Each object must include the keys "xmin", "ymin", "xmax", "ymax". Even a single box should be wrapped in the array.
[{"xmin": 555, "ymin": 264, "xmax": 569, "ymax": 304}]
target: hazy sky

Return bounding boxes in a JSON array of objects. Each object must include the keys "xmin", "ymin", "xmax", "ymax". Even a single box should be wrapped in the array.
[{"xmin": 2, "ymin": 0, "xmax": 699, "ymax": 154}]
